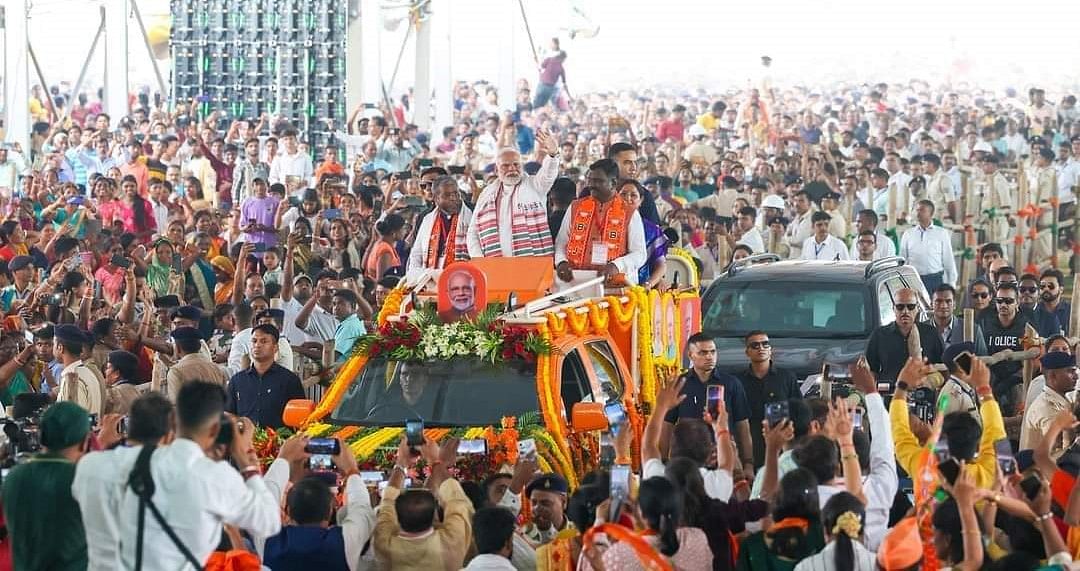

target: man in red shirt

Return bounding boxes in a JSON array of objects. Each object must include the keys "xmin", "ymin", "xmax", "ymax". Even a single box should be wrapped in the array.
[
  {"xmin": 119, "ymin": 140, "xmax": 150, "ymax": 197},
  {"xmin": 655, "ymin": 104, "xmax": 686, "ymax": 143}
]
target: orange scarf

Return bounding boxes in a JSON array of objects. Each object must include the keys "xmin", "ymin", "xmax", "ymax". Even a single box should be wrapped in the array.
[
  {"xmin": 425, "ymin": 212, "xmax": 463, "ymax": 269},
  {"xmin": 565, "ymin": 196, "xmax": 629, "ymax": 270}
]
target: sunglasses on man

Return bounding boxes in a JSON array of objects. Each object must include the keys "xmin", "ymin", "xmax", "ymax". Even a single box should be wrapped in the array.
[
  {"xmin": 747, "ymin": 340, "xmax": 771, "ymax": 350},
  {"xmin": 970, "ymin": 291, "xmax": 990, "ymax": 299},
  {"xmin": 1018, "ymin": 286, "xmax": 1038, "ymax": 294},
  {"xmin": 894, "ymin": 303, "xmax": 918, "ymax": 311},
  {"xmin": 994, "ymin": 297, "xmax": 1016, "ymax": 305}
]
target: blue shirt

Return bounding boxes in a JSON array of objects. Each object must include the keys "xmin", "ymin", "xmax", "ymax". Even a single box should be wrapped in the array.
[
  {"xmin": 264, "ymin": 526, "xmax": 349, "ymax": 571},
  {"xmin": 663, "ymin": 367, "xmax": 751, "ymax": 432},
  {"xmin": 1033, "ymin": 301, "xmax": 1069, "ymax": 336},
  {"xmin": 334, "ymin": 314, "xmax": 366, "ymax": 362},
  {"xmin": 225, "ymin": 363, "xmax": 306, "ymax": 428}
]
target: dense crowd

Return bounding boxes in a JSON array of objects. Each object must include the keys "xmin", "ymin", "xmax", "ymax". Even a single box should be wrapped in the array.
[{"xmin": 1, "ymin": 44, "xmax": 1080, "ymax": 569}]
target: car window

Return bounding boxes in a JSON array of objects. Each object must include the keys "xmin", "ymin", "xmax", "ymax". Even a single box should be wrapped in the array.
[
  {"xmin": 560, "ymin": 349, "xmax": 594, "ymax": 415},
  {"xmin": 703, "ymin": 281, "xmax": 870, "ymax": 338},
  {"xmin": 584, "ymin": 341, "xmax": 624, "ymax": 399},
  {"xmin": 877, "ymin": 275, "xmax": 907, "ymax": 326}
]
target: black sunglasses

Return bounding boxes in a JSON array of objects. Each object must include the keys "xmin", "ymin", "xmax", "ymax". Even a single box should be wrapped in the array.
[
  {"xmin": 994, "ymin": 297, "xmax": 1016, "ymax": 305},
  {"xmin": 894, "ymin": 303, "xmax": 918, "ymax": 311},
  {"xmin": 971, "ymin": 292, "xmax": 990, "ymax": 299},
  {"xmin": 748, "ymin": 341, "xmax": 771, "ymax": 350},
  {"xmin": 1019, "ymin": 286, "xmax": 1038, "ymax": 294}
]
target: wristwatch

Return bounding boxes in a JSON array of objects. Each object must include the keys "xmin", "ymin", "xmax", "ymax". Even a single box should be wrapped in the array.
[{"xmin": 896, "ymin": 380, "xmax": 910, "ymax": 392}]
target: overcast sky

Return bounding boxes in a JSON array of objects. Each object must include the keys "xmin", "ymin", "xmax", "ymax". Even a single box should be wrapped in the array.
[{"xmin": 17, "ymin": 0, "xmax": 1080, "ymax": 99}]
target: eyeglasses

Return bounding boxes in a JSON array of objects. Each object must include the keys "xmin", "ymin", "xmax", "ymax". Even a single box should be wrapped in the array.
[
  {"xmin": 996, "ymin": 281, "xmax": 1018, "ymax": 289},
  {"xmin": 748, "ymin": 341, "xmax": 771, "ymax": 350},
  {"xmin": 971, "ymin": 292, "xmax": 990, "ymax": 299},
  {"xmin": 894, "ymin": 303, "xmax": 918, "ymax": 311},
  {"xmin": 1040, "ymin": 283, "xmax": 1057, "ymax": 290},
  {"xmin": 994, "ymin": 297, "xmax": 1016, "ymax": 305},
  {"xmin": 1019, "ymin": 286, "xmax": 1038, "ymax": 294}
]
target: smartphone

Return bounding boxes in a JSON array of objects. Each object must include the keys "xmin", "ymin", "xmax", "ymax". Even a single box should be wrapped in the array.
[
  {"xmin": 396, "ymin": 171, "xmax": 413, "ymax": 180},
  {"xmin": 1019, "ymin": 473, "xmax": 1042, "ymax": 501},
  {"xmin": 119, "ymin": 416, "xmax": 128, "ymax": 435},
  {"xmin": 65, "ymin": 255, "xmax": 82, "ymax": 271},
  {"xmin": 111, "ymin": 255, "xmax": 131, "ymax": 268},
  {"xmin": 67, "ymin": 196, "xmax": 85, "ymax": 206},
  {"xmin": 938, "ymin": 457, "xmax": 961, "ymax": 486},
  {"xmin": 599, "ymin": 433, "xmax": 616, "ymax": 468},
  {"xmin": 603, "ymin": 401, "xmax": 627, "ymax": 430},
  {"xmin": 954, "ymin": 352, "xmax": 973, "ymax": 376},
  {"xmin": 418, "ymin": 158, "xmax": 434, "ymax": 168},
  {"xmin": 852, "ymin": 410, "xmax": 863, "ymax": 429},
  {"xmin": 252, "ymin": 242, "xmax": 267, "ymax": 253},
  {"xmin": 288, "ymin": 196, "xmax": 301, "ymax": 208},
  {"xmin": 609, "ymin": 464, "xmax": 631, "ymax": 522},
  {"xmin": 24, "ymin": 330, "xmax": 34, "ymax": 344},
  {"xmin": 88, "ymin": 414, "xmax": 100, "ymax": 429},
  {"xmin": 323, "ymin": 208, "xmax": 342, "ymax": 220},
  {"xmin": 305, "ymin": 437, "xmax": 341, "ymax": 456},
  {"xmin": 706, "ymin": 385, "xmax": 724, "ymax": 417},
  {"xmin": 457, "ymin": 439, "xmax": 488, "ymax": 455},
  {"xmin": 379, "ymin": 478, "xmax": 411, "ymax": 492},
  {"xmin": 765, "ymin": 401, "xmax": 790, "ymax": 427},
  {"xmin": 359, "ymin": 471, "xmax": 385, "ymax": 484},
  {"xmin": 517, "ymin": 438, "xmax": 537, "ymax": 460},
  {"xmin": 402, "ymin": 196, "xmax": 425, "ymax": 207},
  {"xmin": 405, "ymin": 419, "xmax": 424, "ymax": 447},
  {"xmin": 994, "ymin": 439, "xmax": 1016, "ymax": 476},
  {"xmin": 448, "ymin": 165, "xmax": 466, "ymax": 175},
  {"xmin": 935, "ymin": 437, "xmax": 951, "ymax": 463}
]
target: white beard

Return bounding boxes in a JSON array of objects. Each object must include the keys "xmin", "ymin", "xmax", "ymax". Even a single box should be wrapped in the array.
[{"xmin": 500, "ymin": 174, "xmax": 522, "ymax": 186}]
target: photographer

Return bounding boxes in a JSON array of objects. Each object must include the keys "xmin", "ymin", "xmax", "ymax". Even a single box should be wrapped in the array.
[
  {"xmin": 2, "ymin": 401, "xmax": 93, "ymax": 570},
  {"xmin": 72, "ymin": 392, "xmax": 175, "ymax": 570},
  {"xmin": 262, "ymin": 436, "xmax": 375, "ymax": 571},
  {"xmin": 113, "ymin": 381, "xmax": 280, "ymax": 569}
]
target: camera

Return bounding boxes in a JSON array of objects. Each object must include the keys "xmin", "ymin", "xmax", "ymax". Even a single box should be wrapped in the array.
[
  {"xmin": 1, "ymin": 395, "xmax": 50, "ymax": 467},
  {"xmin": 908, "ymin": 386, "xmax": 936, "ymax": 423}
]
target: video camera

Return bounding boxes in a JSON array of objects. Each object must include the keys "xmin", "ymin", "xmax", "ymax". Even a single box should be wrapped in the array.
[
  {"xmin": 908, "ymin": 386, "xmax": 937, "ymax": 423},
  {"xmin": 1, "ymin": 393, "xmax": 51, "ymax": 468}
]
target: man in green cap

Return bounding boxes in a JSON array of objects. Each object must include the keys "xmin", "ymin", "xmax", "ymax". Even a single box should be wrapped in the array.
[{"xmin": 2, "ymin": 401, "xmax": 92, "ymax": 570}]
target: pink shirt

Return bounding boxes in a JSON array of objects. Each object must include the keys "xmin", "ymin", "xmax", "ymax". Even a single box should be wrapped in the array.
[{"xmin": 578, "ymin": 528, "xmax": 713, "ymax": 571}]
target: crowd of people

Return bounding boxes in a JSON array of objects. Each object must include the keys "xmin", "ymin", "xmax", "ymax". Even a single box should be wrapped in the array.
[{"xmin": 1, "ymin": 46, "xmax": 1080, "ymax": 569}]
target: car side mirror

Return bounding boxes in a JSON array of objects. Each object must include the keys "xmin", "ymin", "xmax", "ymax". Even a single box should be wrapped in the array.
[
  {"xmin": 282, "ymin": 399, "xmax": 316, "ymax": 429},
  {"xmin": 570, "ymin": 402, "xmax": 608, "ymax": 433}
]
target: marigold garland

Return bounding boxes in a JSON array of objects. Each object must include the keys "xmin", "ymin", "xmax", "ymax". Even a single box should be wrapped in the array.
[
  {"xmin": 302, "ymin": 353, "xmax": 369, "ymax": 427},
  {"xmin": 565, "ymin": 306, "xmax": 590, "ymax": 336},
  {"xmin": 376, "ymin": 287, "xmax": 408, "ymax": 327},
  {"xmin": 588, "ymin": 302, "xmax": 610, "ymax": 333}
]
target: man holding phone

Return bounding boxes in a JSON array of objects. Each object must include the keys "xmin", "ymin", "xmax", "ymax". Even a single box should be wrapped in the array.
[
  {"xmin": 938, "ymin": 342, "xmax": 983, "ymax": 424},
  {"xmin": 738, "ymin": 330, "xmax": 801, "ymax": 469},
  {"xmin": 662, "ymin": 332, "xmax": 754, "ymax": 476},
  {"xmin": 239, "ymin": 178, "xmax": 280, "ymax": 250}
]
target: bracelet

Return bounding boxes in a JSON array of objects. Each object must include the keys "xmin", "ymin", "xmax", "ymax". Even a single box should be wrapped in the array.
[
  {"xmin": 841, "ymin": 453, "xmax": 858, "ymax": 461},
  {"xmin": 715, "ymin": 429, "xmax": 730, "ymax": 437},
  {"xmin": 990, "ymin": 493, "xmax": 1002, "ymax": 504},
  {"xmin": 614, "ymin": 456, "xmax": 632, "ymax": 466},
  {"xmin": 896, "ymin": 381, "xmax": 910, "ymax": 391},
  {"xmin": 976, "ymin": 385, "xmax": 992, "ymax": 396},
  {"xmin": 1037, "ymin": 512, "xmax": 1054, "ymax": 522}
]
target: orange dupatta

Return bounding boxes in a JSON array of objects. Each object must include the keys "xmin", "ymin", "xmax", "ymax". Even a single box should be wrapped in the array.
[
  {"xmin": 565, "ymin": 196, "xmax": 629, "ymax": 270},
  {"xmin": 425, "ymin": 212, "xmax": 461, "ymax": 269}
]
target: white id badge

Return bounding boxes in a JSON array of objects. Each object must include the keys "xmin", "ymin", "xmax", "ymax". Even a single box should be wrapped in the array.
[{"xmin": 591, "ymin": 243, "xmax": 609, "ymax": 266}]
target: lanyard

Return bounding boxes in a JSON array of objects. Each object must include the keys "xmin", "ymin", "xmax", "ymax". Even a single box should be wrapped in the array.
[{"xmin": 813, "ymin": 240, "xmax": 828, "ymax": 258}]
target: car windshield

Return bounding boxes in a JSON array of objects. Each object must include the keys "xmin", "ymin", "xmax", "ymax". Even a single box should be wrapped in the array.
[
  {"xmin": 703, "ymin": 281, "xmax": 871, "ymax": 338},
  {"xmin": 331, "ymin": 358, "xmax": 540, "ymax": 427}
]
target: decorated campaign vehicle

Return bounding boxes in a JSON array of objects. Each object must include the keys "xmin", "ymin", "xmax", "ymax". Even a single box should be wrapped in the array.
[{"xmin": 259, "ymin": 253, "xmax": 702, "ymax": 488}]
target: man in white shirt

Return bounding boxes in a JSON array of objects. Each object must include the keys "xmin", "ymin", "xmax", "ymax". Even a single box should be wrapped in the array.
[
  {"xmin": 466, "ymin": 131, "xmax": 559, "ymax": 259},
  {"xmin": 784, "ymin": 190, "xmax": 814, "ymax": 258},
  {"xmin": 923, "ymin": 153, "xmax": 957, "ymax": 222},
  {"xmin": 462, "ymin": 508, "xmax": 519, "ymax": 571},
  {"xmin": 268, "ymin": 129, "xmax": 314, "ymax": 189},
  {"xmin": 801, "ymin": 211, "xmax": 849, "ymax": 261},
  {"xmin": 899, "ymin": 200, "xmax": 957, "ymax": 292},
  {"xmin": 733, "ymin": 205, "xmax": 765, "ymax": 254},
  {"xmin": 554, "ymin": 158, "xmax": 647, "ymax": 284},
  {"xmin": 73, "ymin": 393, "xmax": 176, "ymax": 570},
  {"xmin": 117, "ymin": 382, "xmax": 280, "ymax": 569},
  {"xmin": 408, "ymin": 176, "xmax": 473, "ymax": 274},
  {"xmin": 848, "ymin": 210, "xmax": 895, "ymax": 260},
  {"xmin": 0, "ymin": 146, "xmax": 27, "ymax": 189}
]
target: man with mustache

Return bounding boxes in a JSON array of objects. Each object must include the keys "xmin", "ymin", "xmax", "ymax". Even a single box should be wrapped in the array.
[{"xmin": 865, "ymin": 288, "xmax": 944, "ymax": 383}]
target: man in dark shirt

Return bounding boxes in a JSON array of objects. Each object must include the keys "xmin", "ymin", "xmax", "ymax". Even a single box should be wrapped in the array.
[
  {"xmin": 1018, "ymin": 274, "xmax": 1061, "ymax": 337},
  {"xmin": 225, "ymin": 324, "xmax": 305, "ymax": 428},
  {"xmin": 981, "ymin": 282, "xmax": 1032, "ymax": 434},
  {"xmin": 865, "ymin": 287, "xmax": 944, "ymax": 382},
  {"xmin": 662, "ymin": 332, "xmax": 754, "ymax": 476},
  {"xmin": 736, "ymin": 330, "xmax": 801, "ymax": 469},
  {"xmin": 1036, "ymin": 268, "xmax": 1071, "ymax": 335}
]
